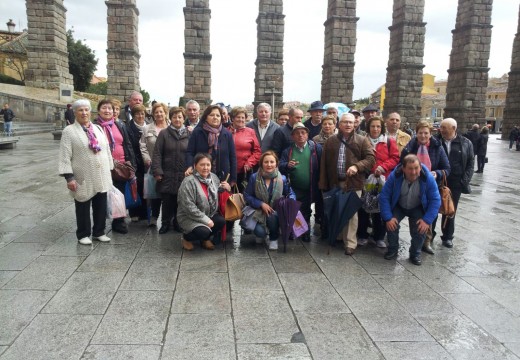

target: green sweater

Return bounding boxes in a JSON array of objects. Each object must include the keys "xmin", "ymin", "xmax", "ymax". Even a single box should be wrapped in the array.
[{"xmin": 289, "ymin": 145, "xmax": 311, "ymax": 190}]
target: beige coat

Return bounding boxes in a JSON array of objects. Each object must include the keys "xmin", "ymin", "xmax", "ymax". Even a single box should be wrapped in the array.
[
  {"xmin": 58, "ymin": 122, "xmax": 113, "ymax": 202},
  {"xmin": 140, "ymin": 122, "xmax": 168, "ymax": 164}
]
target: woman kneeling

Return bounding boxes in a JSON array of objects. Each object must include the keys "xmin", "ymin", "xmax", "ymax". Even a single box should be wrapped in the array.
[{"xmin": 177, "ymin": 153, "xmax": 230, "ymax": 250}]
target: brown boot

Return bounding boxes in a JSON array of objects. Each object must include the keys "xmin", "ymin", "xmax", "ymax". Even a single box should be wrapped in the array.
[
  {"xmin": 182, "ymin": 238, "xmax": 194, "ymax": 251},
  {"xmin": 202, "ymin": 240, "xmax": 215, "ymax": 250}
]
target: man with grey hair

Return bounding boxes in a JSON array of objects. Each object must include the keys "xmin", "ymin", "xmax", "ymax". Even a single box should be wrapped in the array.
[
  {"xmin": 271, "ymin": 107, "xmax": 304, "ymax": 157},
  {"xmin": 246, "ymin": 102, "xmax": 279, "ymax": 153},
  {"xmin": 433, "ymin": 117, "xmax": 474, "ymax": 248},
  {"xmin": 184, "ymin": 100, "xmax": 201, "ymax": 130},
  {"xmin": 463, "ymin": 123, "xmax": 481, "ymax": 157},
  {"xmin": 122, "ymin": 90, "xmax": 143, "ymax": 123}
]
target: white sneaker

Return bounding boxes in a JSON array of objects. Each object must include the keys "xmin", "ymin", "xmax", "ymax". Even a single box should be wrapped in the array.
[
  {"xmin": 78, "ymin": 237, "xmax": 92, "ymax": 245},
  {"xmin": 357, "ymin": 238, "xmax": 368, "ymax": 246},
  {"xmin": 269, "ymin": 240, "xmax": 278, "ymax": 250},
  {"xmin": 93, "ymin": 235, "xmax": 111, "ymax": 242},
  {"xmin": 149, "ymin": 217, "xmax": 157, "ymax": 226},
  {"xmin": 376, "ymin": 240, "xmax": 387, "ymax": 248},
  {"xmin": 255, "ymin": 237, "xmax": 264, "ymax": 244}
]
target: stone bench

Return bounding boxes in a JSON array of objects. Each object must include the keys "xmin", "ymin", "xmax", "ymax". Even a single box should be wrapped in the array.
[
  {"xmin": 0, "ymin": 136, "xmax": 20, "ymax": 149},
  {"xmin": 1, "ymin": 121, "xmax": 56, "ymax": 136}
]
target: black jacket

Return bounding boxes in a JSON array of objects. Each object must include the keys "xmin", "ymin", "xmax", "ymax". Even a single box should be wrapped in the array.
[
  {"xmin": 463, "ymin": 129, "xmax": 480, "ymax": 156},
  {"xmin": 126, "ymin": 120, "xmax": 145, "ymax": 174},
  {"xmin": 435, "ymin": 133, "xmax": 474, "ymax": 194}
]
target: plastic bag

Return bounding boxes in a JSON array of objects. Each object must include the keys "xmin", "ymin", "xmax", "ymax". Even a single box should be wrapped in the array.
[
  {"xmin": 107, "ymin": 185, "xmax": 126, "ymax": 219},
  {"xmin": 292, "ymin": 211, "xmax": 309, "ymax": 238},
  {"xmin": 143, "ymin": 168, "xmax": 159, "ymax": 199},
  {"xmin": 125, "ymin": 178, "xmax": 142, "ymax": 209},
  {"xmin": 361, "ymin": 174, "xmax": 385, "ymax": 214}
]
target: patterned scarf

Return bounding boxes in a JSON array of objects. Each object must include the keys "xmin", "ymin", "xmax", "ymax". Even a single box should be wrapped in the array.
[
  {"xmin": 97, "ymin": 116, "xmax": 116, "ymax": 152},
  {"xmin": 253, "ymin": 168, "xmax": 284, "ymax": 228},
  {"xmin": 82, "ymin": 123, "xmax": 101, "ymax": 153},
  {"xmin": 417, "ymin": 142, "xmax": 432, "ymax": 171},
  {"xmin": 202, "ymin": 122, "xmax": 222, "ymax": 154},
  {"xmin": 171, "ymin": 124, "xmax": 186, "ymax": 136},
  {"xmin": 193, "ymin": 171, "xmax": 218, "ymax": 215}
]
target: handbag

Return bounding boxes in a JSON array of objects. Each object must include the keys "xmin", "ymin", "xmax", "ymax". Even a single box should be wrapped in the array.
[
  {"xmin": 107, "ymin": 185, "xmax": 126, "ymax": 219},
  {"xmin": 438, "ymin": 170, "xmax": 455, "ymax": 227},
  {"xmin": 111, "ymin": 160, "xmax": 135, "ymax": 182},
  {"xmin": 239, "ymin": 205, "xmax": 257, "ymax": 231},
  {"xmin": 225, "ymin": 185, "xmax": 246, "ymax": 221},
  {"xmin": 292, "ymin": 211, "xmax": 309, "ymax": 238},
  {"xmin": 124, "ymin": 178, "xmax": 142, "ymax": 209},
  {"xmin": 143, "ymin": 168, "xmax": 160, "ymax": 199},
  {"xmin": 361, "ymin": 174, "xmax": 385, "ymax": 214}
]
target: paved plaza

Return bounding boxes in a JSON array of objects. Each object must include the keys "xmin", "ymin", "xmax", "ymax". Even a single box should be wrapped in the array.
[{"xmin": 0, "ymin": 133, "xmax": 520, "ymax": 359}]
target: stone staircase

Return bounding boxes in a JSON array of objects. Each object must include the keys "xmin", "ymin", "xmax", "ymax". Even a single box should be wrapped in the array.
[{"xmin": 1, "ymin": 122, "xmax": 56, "ymax": 136}]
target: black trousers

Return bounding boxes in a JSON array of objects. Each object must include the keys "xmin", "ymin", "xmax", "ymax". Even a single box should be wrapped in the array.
[
  {"xmin": 128, "ymin": 172, "xmax": 148, "ymax": 219},
  {"xmin": 112, "ymin": 179, "xmax": 126, "ymax": 224},
  {"xmin": 184, "ymin": 214, "xmax": 225, "ymax": 242},
  {"xmin": 357, "ymin": 208, "xmax": 386, "ymax": 241},
  {"xmin": 75, "ymin": 192, "xmax": 107, "ymax": 240},
  {"xmin": 160, "ymin": 193, "xmax": 178, "ymax": 226},
  {"xmin": 432, "ymin": 184, "xmax": 462, "ymax": 242},
  {"xmin": 477, "ymin": 155, "xmax": 486, "ymax": 172}
]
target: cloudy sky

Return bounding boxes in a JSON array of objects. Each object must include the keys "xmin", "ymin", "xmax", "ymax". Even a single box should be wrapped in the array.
[{"xmin": 2, "ymin": 0, "xmax": 518, "ymax": 106}]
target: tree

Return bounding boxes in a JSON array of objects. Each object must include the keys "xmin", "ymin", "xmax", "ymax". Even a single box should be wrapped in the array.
[
  {"xmin": 87, "ymin": 81, "xmax": 107, "ymax": 95},
  {"xmin": 140, "ymin": 89, "xmax": 150, "ymax": 106},
  {"xmin": 0, "ymin": 31, "xmax": 28, "ymax": 83},
  {"xmin": 67, "ymin": 29, "xmax": 98, "ymax": 91}
]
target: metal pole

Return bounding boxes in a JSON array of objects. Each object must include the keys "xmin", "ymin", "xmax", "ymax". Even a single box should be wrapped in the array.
[{"xmin": 271, "ymin": 87, "xmax": 275, "ymax": 120}]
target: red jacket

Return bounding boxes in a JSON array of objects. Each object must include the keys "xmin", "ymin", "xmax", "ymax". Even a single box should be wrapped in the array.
[
  {"xmin": 371, "ymin": 136, "xmax": 400, "ymax": 175},
  {"xmin": 231, "ymin": 127, "xmax": 261, "ymax": 174}
]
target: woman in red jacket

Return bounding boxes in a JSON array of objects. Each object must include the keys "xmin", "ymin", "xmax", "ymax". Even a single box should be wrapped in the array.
[
  {"xmin": 357, "ymin": 116, "xmax": 400, "ymax": 248},
  {"xmin": 230, "ymin": 106, "xmax": 262, "ymax": 192}
]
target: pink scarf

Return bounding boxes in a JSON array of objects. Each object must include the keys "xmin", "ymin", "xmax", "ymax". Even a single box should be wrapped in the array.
[
  {"xmin": 82, "ymin": 123, "xmax": 101, "ymax": 153},
  {"xmin": 97, "ymin": 116, "xmax": 116, "ymax": 152},
  {"xmin": 417, "ymin": 143, "xmax": 432, "ymax": 171},
  {"xmin": 202, "ymin": 122, "xmax": 222, "ymax": 154}
]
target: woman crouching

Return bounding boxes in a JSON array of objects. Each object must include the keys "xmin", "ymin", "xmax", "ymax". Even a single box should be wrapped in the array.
[
  {"xmin": 177, "ymin": 153, "xmax": 231, "ymax": 250},
  {"xmin": 244, "ymin": 151, "xmax": 295, "ymax": 250}
]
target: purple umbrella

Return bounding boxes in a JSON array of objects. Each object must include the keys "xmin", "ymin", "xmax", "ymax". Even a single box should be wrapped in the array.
[{"xmin": 274, "ymin": 197, "xmax": 301, "ymax": 252}]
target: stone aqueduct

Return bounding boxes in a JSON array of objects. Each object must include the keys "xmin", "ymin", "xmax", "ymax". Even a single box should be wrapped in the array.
[{"xmin": 23, "ymin": 0, "xmax": 520, "ymax": 136}]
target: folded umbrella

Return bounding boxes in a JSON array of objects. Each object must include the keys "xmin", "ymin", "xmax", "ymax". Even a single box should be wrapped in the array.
[
  {"xmin": 274, "ymin": 197, "xmax": 301, "ymax": 253},
  {"xmin": 217, "ymin": 190, "xmax": 231, "ymax": 244}
]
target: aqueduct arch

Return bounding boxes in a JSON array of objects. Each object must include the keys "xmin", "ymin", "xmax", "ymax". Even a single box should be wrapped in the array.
[{"xmin": 23, "ymin": 0, "xmax": 520, "ymax": 134}]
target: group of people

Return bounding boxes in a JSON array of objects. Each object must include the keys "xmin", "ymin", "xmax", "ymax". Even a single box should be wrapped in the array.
[{"xmin": 59, "ymin": 94, "xmax": 478, "ymax": 265}]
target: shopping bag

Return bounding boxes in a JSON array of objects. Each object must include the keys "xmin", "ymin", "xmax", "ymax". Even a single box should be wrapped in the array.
[
  {"xmin": 361, "ymin": 174, "xmax": 385, "ymax": 213},
  {"xmin": 107, "ymin": 185, "xmax": 126, "ymax": 219},
  {"xmin": 125, "ymin": 178, "xmax": 141, "ymax": 209},
  {"xmin": 292, "ymin": 211, "xmax": 309, "ymax": 238},
  {"xmin": 143, "ymin": 168, "xmax": 159, "ymax": 199},
  {"xmin": 239, "ymin": 206, "xmax": 257, "ymax": 231}
]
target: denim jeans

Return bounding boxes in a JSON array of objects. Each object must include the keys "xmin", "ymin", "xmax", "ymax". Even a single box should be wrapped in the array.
[
  {"xmin": 253, "ymin": 213, "xmax": 280, "ymax": 240},
  {"xmin": 386, "ymin": 205, "xmax": 425, "ymax": 257},
  {"xmin": 4, "ymin": 121, "xmax": 12, "ymax": 136}
]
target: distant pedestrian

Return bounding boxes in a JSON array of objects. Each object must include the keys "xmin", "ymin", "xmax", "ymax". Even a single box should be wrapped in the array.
[
  {"xmin": 510, "ymin": 125, "xmax": 519, "ymax": 150},
  {"xmin": 1, "ymin": 103, "xmax": 15, "ymax": 136},
  {"xmin": 463, "ymin": 124, "xmax": 481, "ymax": 157},
  {"xmin": 64, "ymin": 104, "xmax": 75, "ymax": 125},
  {"xmin": 476, "ymin": 126, "xmax": 489, "ymax": 173}
]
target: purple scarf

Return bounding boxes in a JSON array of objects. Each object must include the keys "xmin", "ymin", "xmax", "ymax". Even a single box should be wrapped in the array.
[
  {"xmin": 202, "ymin": 122, "xmax": 222, "ymax": 154},
  {"xmin": 82, "ymin": 123, "xmax": 101, "ymax": 153},
  {"xmin": 97, "ymin": 116, "xmax": 116, "ymax": 152}
]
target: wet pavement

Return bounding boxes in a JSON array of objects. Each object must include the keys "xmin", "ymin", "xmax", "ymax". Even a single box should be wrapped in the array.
[{"xmin": 1, "ymin": 133, "xmax": 520, "ymax": 359}]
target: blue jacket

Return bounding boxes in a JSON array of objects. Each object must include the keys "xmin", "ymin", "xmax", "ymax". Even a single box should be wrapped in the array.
[
  {"xmin": 244, "ymin": 172, "xmax": 296, "ymax": 209},
  {"xmin": 185, "ymin": 125, "xmax": 237, "ymax": 183},
  {"xmin": 379, "ymin": 163, "xmax": 441, "ymax": 225},
  {"xmin": 400, "ymin": 136, "xmax": 451, "ymax": 181},
  {"xmin": 279, "ymin": 140, "xmax": 322, "ymax": 202}
]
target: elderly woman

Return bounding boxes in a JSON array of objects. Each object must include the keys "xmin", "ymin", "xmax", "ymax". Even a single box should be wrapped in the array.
[
  {"xmin": 126, "ymin": 104, "xmax": 148, "ymax": 222},
  {"xmin": 185, "ymin": 105, "xmax": 237, "ymax": 185},
  {"xmin": 95, "ymin": 99, "xmax": 136, "ymax": 234},
  {"xmin": 401, "ymin": 120, "xmax": 451, "ymax": 254},
  {"xmin": 357, "ymin": 116, "xmax": 400, "ymax": 249},
  {"xmin": 111, "ymin": 99, "xmax": 122, "ymax": 122},
  {"xmin": 140, "ymin": 102, "xmax": 170, "ymax": 228},
  {"xmin": 230, "ymin": 106, "xmax": 261, "ymax": 192},
  {"xmin": 244, "ymin": 151, "xmax": 295, "ymax": 250},
  {"xmin": 177, "ymin": 153, "xmax": 231, "ymax": 250},
  {"xmin": 152, "ymin": 106, "xmax": 191, "ymax": 234},
  {"xmin": 59, "ymin": 99, "xmax": 113, "ymax": 245},
  {"xmin": 312, "ymin": 115, "xmax": 336, "ymax": 145}
]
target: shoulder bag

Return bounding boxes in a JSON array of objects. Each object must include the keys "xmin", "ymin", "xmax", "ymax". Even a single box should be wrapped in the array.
[
  {"xmin": 438, "ymin": 170, "xmax": 455, "ymax": 227},
  {"xmin": 225, "ymin": 184, "xmax": 246, "ymax": 221}
]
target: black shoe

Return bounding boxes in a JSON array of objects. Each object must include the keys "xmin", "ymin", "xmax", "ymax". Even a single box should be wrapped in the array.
[
  {"xmin": 410, "ymin": 255, "xmax": 422, "ymax": 266},
  {"xmin": 384, "ymin": 249, "xmax": 398, "ymax": 260},
  {"xmin": 159, "ymin": 224, "xmax": 170, "ymax": 234},
  {"xmin": 301, "ymin": 232, "xmax": 311, "ymax": 242},
  {"xmin": 112, "ymin": 221, "xmax": 128, "ymax": 234},
  {"xmin": 422, "ymin": 245, "xmax": 435, "ymax": 255},
  {"xmin": 442, "ymin": 239, "xmax": 453, "ymax": 248}
]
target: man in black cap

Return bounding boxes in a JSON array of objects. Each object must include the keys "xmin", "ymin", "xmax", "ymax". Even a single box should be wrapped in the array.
[
  {"xmin": 350, "ymin": 109, "xmax": 365, "ymax": 135},
  {"xmin": 361, "ymin": 103, "xmax": 378, "ymax": 132},
  {"xmin": 304, "ymin": 100, "xmax": 325, "ymax": 139}
]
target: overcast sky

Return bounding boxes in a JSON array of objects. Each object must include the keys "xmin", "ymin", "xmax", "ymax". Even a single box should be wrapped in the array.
[{"xmin": 2, "ymin": 0, "xmax": 518, "ymax": 106}]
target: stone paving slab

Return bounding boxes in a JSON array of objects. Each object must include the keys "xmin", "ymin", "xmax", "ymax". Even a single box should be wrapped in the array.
[{"xmin": 1, "ymin": 133, "xmax": 520, "ymax": 359}]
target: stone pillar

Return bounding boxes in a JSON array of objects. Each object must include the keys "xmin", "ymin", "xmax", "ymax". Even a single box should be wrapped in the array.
[
  {"xmin": 444, "ymin": 0, "xmax": 493, "ymax": 130},
  {"xmin": 321, "ymin": 0, "xmax": 358, "ymax": 105},
  {"xmin": 383, "ymin": 0, "xmax": 426, "ymax": 125},
  {"xmin": 502, "ymin": 5, "xmax": 520, "ymax": 140},
  {"xmin": 180, "ymin": 0, "xmax": 212, "ymax": 108},
  {"xmin": 106, "ymin": 0, "xmax": 141, "ymax": 100},
  {"xmin": 253, "ymin": 0, "xmax": 284, "ymax": 116},
  {"xmin": 25, "ymin": 0, "xmax": 73, "ymax": 90}
]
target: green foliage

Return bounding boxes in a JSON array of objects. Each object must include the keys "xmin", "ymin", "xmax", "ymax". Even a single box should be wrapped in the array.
[
  {"xmin": 0, "ymin": 73, "xmax": 24, "ymax": 85},
  {"xmin": 140, "ymin": 89, "xmax": 150, "ymax": 106},
  {"xmin": 67, "ymin": 29, "xmax": 98, "ymax": 92},
  {"xmin": 86, "ymin": 81, "xmax": 107, "ymax": 95}
]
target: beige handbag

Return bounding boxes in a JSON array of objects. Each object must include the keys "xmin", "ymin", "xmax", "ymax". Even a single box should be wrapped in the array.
[{"xmin": 225, "ymin": 185, "xmax": 246, "ymax": 221}]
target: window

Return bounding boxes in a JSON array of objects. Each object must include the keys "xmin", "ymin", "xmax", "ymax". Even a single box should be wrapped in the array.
[{"xmin": 489, "ymin": 108, "xmax": 495, "ymax": 117}]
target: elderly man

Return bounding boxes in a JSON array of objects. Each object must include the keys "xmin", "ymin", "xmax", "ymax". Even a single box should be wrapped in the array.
[
  {"xmin": 379, "ymin": 154, "xmax": 441, "ymax": 265},
  {"xmin": 385, "ymin": 112, "xmax": 411, "ymax": 154},
  {"xmin": 326, "ymin": 106, "xmax": 339, "ymax": 124},
  {"xmin": 361, "ymin": 104, "xmax": 378, "ymax": 132},
  {"xmin": 280, "ymin": 123, "xmax": 322, "ymax": 242},
  {"xmin": 433, "ymin": 118, "xmax": 474, "ymax": 248},
  {"xmin": 184, "ymin": 100, "xmax": 200, "ymax": 130},
  {"xmin": 121, "ymin": 91, "xmax": 143, "ymax": 123},
  {"xmin": 319, "ymin": 113, "xmax": 375, "ymax": 255},
  {"xmin": 271, "ymin": 108, "xmax": 304, "ymax": 157},
  {"xmin": 350, "ymin": 109, "xmax": 365, "ymax": 135},
  {"xmin": 304, "ymin": 100, "xmax": 325, "ymax": 139},
  {"xmin": 246, "ymin": 102, "xmax": 280, "ymax": 153}
]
